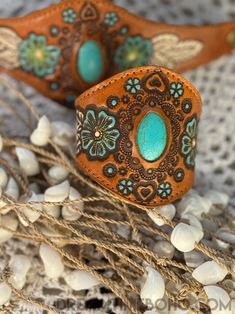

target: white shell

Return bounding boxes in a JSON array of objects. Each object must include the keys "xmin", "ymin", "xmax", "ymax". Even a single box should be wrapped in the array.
[
  {"xmin": 48, "ymin": 166, "xmax": 69, "ymax": 184},
  {"xmin": 204, "ymin": 190, "xmax": 229, "ymax": 208},
  {"xmin": 9, "ymin": 254, "xmax": 31, "ymax": 290},
  {"xmin": 44, "ymin": 204, "xmax": 61, "ymax": 218},
  {"xmin": 153, "ymin": 240, "xmax": 175, "ymax": 259},
  {"xmin": 62, "ymin": 187, "xmax": 83, "ymax": 221},
  {"xmin": 192, "ymin": 261, "xmax": 228, "ymax": 285},
  {"xmin": 51, "ymin": 121, "xmax": 74, "ymax": 147},
  {"xmin": 148, "ymin": 204, "xmax": 176, "ymax": 226},
  {"xmin": 0, "ymin": 282, "xmax": 12, "ymax": 306},
  {"xmin": 215, "ymin": 228, "xmax": 235, "ymax": 245},
  {"xmin": 191, "ymin": 227, "xmax": 204, "ymax": 244},
  {"xmin": 0, "ymin": 215, "xmax": 18, "ymax": 243},
  {"xmin": 0, "ymin": 167, "xmax": 8, "ymax": 188},
  {"xmin": 204, "ymin": 285, "xmax": 232, "ymax": 314},
  {"xmin": 64, "ymin": 270, "xmax": 100, "ymax": 291},
  {"xmin": 44, "ymin": 180, "xmax": 70, "ymax": 202},
  {"xmin": 39, "ymin": 243, "xmax": 64, "ymax": 278},
  {"xmin": 177, "ymin": 195, "xmax": 211, "ymax": 219},
  {"xmin": 181, "ymin": 213, "xmax": 204, "ymax": 244},
  {"xmin": 170, "ymin": 223, "xmax": 203, "ymax": 253},
  {"xmin": 181, "ymin": 213, "xmax": 203, "ymax": 231},
  {"xmin": 184, "ymin": 250, "xmax": 205, "ymax": 268},
  {"xmin": 41, "ymin": 226, "xmax": 70, "ymax": 248},
  {"xmin": 19, "ymin": 193, "xmax": 43, "ymax": 226},
  {"xmin": 213, "ymin": 228, "xmax": 235, "ymax": 251},
  {"xmin": 44, "ymin": 180, "xmax": 70, "ymax": 218},
  {"xmin": 30, "ymin": 116, "xmax": 52, "ymax": 147},
  {"xmin": 1, "ymin": 177, "xmax": 19, "ymax": 216},
  {"xmin": 15, "ymin": 147, "xmax": 40, "ymax": 176},
  {"xmin": 140, "ymin": 266, "xmax": 165, "ymax": 307},
  {"xmin": 5, "ymin": 177, "xmax": 19, "ymax": 200}
]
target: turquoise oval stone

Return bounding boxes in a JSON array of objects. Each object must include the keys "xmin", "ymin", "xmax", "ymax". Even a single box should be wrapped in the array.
[
  {"xmin": 136, "ymin": 112, "xmax": 167, "ymax": 162},
  {"xmin": 77, "ymin": 40, "xmax": 104, "ymax": 83}
]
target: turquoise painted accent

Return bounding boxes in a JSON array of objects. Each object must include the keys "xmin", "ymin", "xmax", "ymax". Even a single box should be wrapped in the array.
[
  {"xmin": 81, "ymin": 109, "xmax": 120, "ymax": 159},
  {"xmin": 78, "ymin": 40, "xmax": 104, "ymax": 84},
  {"xmin": 19, "ymin": 33, "xmax": 60, "ymax": 78},
  {"xmin": 50, "ymin": 82, "xmax": 59, "ymax": 91},
  {"xmin": 136, "ymin": 112, "xmax": 167, "ymax": 162}
]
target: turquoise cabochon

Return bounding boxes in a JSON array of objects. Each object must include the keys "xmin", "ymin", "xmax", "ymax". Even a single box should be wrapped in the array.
[{"xmin": 136, "ymin": 112, "xmax": 167, "ymax": 162}]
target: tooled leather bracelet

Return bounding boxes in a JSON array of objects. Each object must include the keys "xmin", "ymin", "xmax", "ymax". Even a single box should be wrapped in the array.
[
  {"xmin": 75, "ymin": 66, "xmax": 202, "ymax": 207},
  {"xmin": 0, "ymin": 0, "xmax": 234, "ymax": 106}
]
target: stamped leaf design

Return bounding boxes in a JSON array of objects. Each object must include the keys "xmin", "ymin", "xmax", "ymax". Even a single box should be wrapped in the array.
[
  {"xmin": 151, "ymin": 34, "xmax": 203, "ymax": 69},
  {"xmin": 0, "ymin": 27, "xmax": 21, "ymax": 69}
]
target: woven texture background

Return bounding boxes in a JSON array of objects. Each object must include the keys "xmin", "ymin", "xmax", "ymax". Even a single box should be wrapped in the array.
[{"xmin": 0, "ymin": 0, "xmax": 235, "ymax": 313}]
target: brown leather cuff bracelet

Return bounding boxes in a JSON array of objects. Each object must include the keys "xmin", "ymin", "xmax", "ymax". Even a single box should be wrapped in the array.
[
  {"xmin": 75, "ymin": 66, "xmax": 202, "ymax": 207},
  {"xmin": 0, "ymin": 0, "xmax": 234, "ymax": 106}
]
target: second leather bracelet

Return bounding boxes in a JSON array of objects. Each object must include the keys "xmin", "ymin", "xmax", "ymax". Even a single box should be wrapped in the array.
[{"xmin": 0, "ymin": 0, "xmax": 234, "ymax": 105}]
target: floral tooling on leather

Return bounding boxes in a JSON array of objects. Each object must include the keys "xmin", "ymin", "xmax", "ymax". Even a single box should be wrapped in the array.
[{"xmin": 76, "ymin": 69, "xmax": 200, "ymax": 205}]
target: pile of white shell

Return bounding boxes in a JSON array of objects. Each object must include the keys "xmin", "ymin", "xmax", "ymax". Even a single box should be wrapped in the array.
[
  {"xmin": 0, "ymin": 117, "xmax": 234, "ymax": 314},
  {"xmin": 146, "ymin": 189, "xmax": 234, "ymax": 314},
  {"xmin": 0, "ymin": 118, "xmax": 95, "ymax": 307}
]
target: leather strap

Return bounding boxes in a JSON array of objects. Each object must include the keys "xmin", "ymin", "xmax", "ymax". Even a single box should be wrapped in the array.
[
  {"xmin": 75, "ymin": 66, "xmax": 202, "ymax": 207},
  {"xmin": 0, "ymin": 0, "xmax": 233, "ymax": 106}
]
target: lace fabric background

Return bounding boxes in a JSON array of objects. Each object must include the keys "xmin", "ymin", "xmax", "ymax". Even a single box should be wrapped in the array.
[{"xmin": 0, "ymin": 0, "xmax": 235, "ymax": 313}]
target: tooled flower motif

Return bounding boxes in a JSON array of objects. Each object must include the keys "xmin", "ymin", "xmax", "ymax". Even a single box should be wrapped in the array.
[
  {"xmin": 157, "ymin": 182, "xmax": 172, "ymax": 199},
  {"xmin": 62, "ymin": 8, "xmax": 77, "ymax": 23},
  {"xmin": 170, "ymin": 82, "xmax": 184, "ymax": 98},
  {"xmin": 104, "ymin": 12, "xmax": 119, "ymax": 26},
  {"xmin": 115, "ymin": 35, "xmax": 153, "ymax": 71},
  {"xmin": 181, "ymin": 116, "xmax": 198, "ymax": 168},
  {"xmin": 125, "ymin": 78, "xmax": 141, "ymax": 94},
  {"xmin": 117, "ymin": 179, "xmax": 134, "ymax": 196},
  {"xmin": 19, "ymin": 33, "xmax": 60, "ymax": 77},
  {"xmin": 80, "ymin": 109, "xmax": 120, "ymax": 159}
]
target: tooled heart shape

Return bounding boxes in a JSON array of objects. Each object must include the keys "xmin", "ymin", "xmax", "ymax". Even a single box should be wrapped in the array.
[
  {"xmin": 134, "ymin": 181, "xmax": 157, "ymax": 203},
  {"xmin": 80, "ymin": 3, "xmax": 98, "ymax": 21}
]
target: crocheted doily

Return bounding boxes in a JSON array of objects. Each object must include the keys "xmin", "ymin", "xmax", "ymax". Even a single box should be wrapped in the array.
[{"xmin": 0, "ymin": 0, "xmax": 235, "ymax": 313}]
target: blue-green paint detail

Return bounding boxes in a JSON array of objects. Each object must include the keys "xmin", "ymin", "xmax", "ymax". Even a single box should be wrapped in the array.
[
  {"xmin": 157, "ymin": 182, "xmax": 172, "ymax": 199},
  {"xmin": 19, "ymin": 33, "xmax": 60, "ymax": 78},
  {"xmin": 180, "ymin": 116, "xmax": 198, "ymax": 168},
  {"xmin": 50, "ymin": 26, "xmax": 60, "ymax": 37},
  {"xmin": 170, "ymin": 82, "xmax": 184, "ymax": 98},
  {"xmin": 136, "ymin": 112, "xmax": 167, "ymax": 162},
  {"xmin": 117, "ymin": 179, "xmax": 134, "ymax": 196},
  {"xmin": 62, "ymin": 8, "xmax": 77, "ymax": 23},
  {"xmin": 50, "ymin": 82, "xmax": 59, "ymax": 91},
  {"xmin": 77, "ymin": 40, "xmax": 104, "ymax": 84},
  {"xmin": 103, "ymin": 163, "xmax": 117, "ymax": 178},
  {"xmin": 81, "ymin": 109, "xmax": 120, "ymax": 159},
  {"xmin": 120, "ymin": 26, "xmax": 128, "ymax": 35},
  {"xmin": 125, "ymin": 78, "xmax": 141, "ymax": 94},
  {"xmin": 114, "ymin": 35, "xmax": 153, "ymax": 71},
  {"xmin": 104, "ymin": 12, "xmax": 119, "ymax": 26},
  {"xmin": 66, "ymin": 94, "xmax": 76, "ymax": 104}
]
